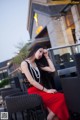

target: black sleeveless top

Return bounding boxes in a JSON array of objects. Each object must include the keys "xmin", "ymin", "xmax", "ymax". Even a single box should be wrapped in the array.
[{"xmin": 21, "ymin": 61, "xmax": 41, "ymax": 88}]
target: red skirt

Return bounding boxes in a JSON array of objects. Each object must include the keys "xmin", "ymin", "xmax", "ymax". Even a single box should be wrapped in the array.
[{"xmin": 28, "ymin": 86, "xmax": 69, "ymax": 120}]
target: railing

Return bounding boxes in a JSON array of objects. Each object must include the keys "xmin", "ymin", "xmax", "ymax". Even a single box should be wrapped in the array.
[
  {"xmin": 48, "ymin": 43, "xmax": 80, "ymax": 51},
  {"xmin": 48, "ymin": 43, "xmax": 80, "ymax": 77}
]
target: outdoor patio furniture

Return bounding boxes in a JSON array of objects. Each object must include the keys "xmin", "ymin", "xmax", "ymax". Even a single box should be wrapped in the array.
[
  {"xmin": 58, "ymin": 66, "xmax": 77, "ymax": 77},
  {"xmin": 61, "ymin": 77, "xmax": 80, "ymax": 112},
  {"xmin": 5, "ymin": 93, "xmax": 47, "ymax": 120},
  {"xmin": 59, "ymin": 53, "xmax": 80, "ymax": 119},
  {"xmin": 60, "ymin": 53, "xmax": 71, "ymax": 62},
  {"xmin": 10, "ymin": 77, "xmax": 21, "ymax": 90},
  {"xmin": 1, "ymin": 88, "xmax": 21, "ymax": 101},
  {"xmin": 1, "ymin": 86, "xmax": 47, "ymax": 120},
  {"xmin": 60, "ymin": 77, "xmax": 80, "ymax": 119},
  {"xmin": 63, "ymin": 61, "xmax": 75, "ymax": 68},
  {"xmin": 54, "ymin": 54, "xmax": 62, "ymax": 64},
  {"xmin": 74, "ymin": 53, "xmax": 80, "ymax": 77},
  {"xmin": 1, "ymin": 88, "xmax": 21, "ymax": 111},
  {"xmin": 0, "ymin": 87, "xmax": 12, "ymax": 95}
]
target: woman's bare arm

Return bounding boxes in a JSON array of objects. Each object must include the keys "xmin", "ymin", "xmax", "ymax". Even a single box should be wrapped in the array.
[
  {"xmin": 41, "ymin": 49, "xmax": 55, "ymax": 72},
  {"xmin": 41, "ymin": 57, "xmax": 55, "ymax": 72},
  {"xmin": 21, "ymin": 61, "xmax": 48, "ymax": 92},
  {"xmin": 21, "ymin": 61, "xmax": 57, "ymax": 93}
]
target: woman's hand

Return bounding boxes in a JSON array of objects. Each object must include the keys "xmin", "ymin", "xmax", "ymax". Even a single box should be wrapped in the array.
[
  {"xmin": 43, "ymin": 49, "xmax": 49, "ymax": 58},
  {"xmin": 46, "ymin": 89, "xmax": 57, "ymax": 94}
]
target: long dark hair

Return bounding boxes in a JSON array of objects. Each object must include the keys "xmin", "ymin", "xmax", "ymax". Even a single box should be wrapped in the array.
[
  {"xmin": 27, "ymin": 44, "xmax": 48, "ymax": 68},
  {"xmin": 27, "ymin": 44, "xmax": 55, "ymax": 89}
]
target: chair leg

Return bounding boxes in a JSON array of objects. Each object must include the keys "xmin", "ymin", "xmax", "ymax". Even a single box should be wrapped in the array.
[
  {"xmin": 21, "ymin": 111, "xmax": 25, "ymax": 120},
  {"xmin": 31, "ymin": 106, "xmax": 47, "ymax": 120},
  {"xmin": 9, "ymin": 114, "xmax": 13, "ymax": 120},
  {"xmin": 14, "ymin": 113, "xmax": 17, "ymax": 120},
  {"xmin": 25, "ymin": 110, "xmax": 31, "ymax": 120}
]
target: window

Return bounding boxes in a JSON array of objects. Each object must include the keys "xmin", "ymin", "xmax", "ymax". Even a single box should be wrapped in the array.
[{"xmin": 65, "ymin": 10, "xmax": 74, "ymax": 28}]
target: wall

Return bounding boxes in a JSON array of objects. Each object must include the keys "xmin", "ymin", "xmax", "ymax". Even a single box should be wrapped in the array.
[{"xmin": 32, "ymin": 13, "xmax": 51, "ymax": 39}]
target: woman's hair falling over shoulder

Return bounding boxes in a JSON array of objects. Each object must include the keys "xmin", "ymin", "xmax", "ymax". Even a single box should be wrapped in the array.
[
  {"xmin": 35, "ymin": 55, "xmax": 48, "ymax": 68},
  {"xmin": 27, "ymin": 43, "xmax": 55, "ymax": 88}
]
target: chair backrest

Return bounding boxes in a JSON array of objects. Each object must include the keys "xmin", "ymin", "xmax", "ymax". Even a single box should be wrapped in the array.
[
  {"xmin": 1, "ymin": 88, "xmax": 21, "ymax": 101},
  {"xmin": 10, "ymin": 77, "xmax": 21, "ymax": 89},
  {"xmin": 74, "ymin": 53, "xmax": 80, "ymax": 77},
  {"xmin": 54, "ymin": 72, "xmax": 62, "ymax": 91},
  {"xmin": 0, "ymin": 87, "xmax": 12, "ymax": 95},
  {"xmin": 61, "ymin": 53, "xmax": 71, "ymax": 62},
  {"xmin": 54, "ymin": 54, "xmax": 61, "ymax": 64},
  {"xmin": 61, "ymin": 77, "xmax": 80, "ymax": 113},
  {"xmin": 5, "ymin": 93, "xmax": 47, "ymax": 120},
  {"xmin": 5, "ymin": 94, "xmax": 42, "ymax": 113}
]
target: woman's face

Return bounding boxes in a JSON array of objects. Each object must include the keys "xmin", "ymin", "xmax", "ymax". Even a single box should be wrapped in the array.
[{"xmin": 35, "ymin": 48, "xmax": 44, "ymax": 59}]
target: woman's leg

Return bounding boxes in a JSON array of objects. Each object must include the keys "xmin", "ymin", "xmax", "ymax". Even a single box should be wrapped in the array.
[
  {"xmin": 47, "ymin": 108, "xmax": 55, "ymax": 120},
  {"xmin": 53, "ymin": 116, "xmax": 59, "ymax": 120},
  {"xmin": 28, "ymin": 87, "xmax": 69, "ymax": 120},
  {"xmin": 47, "ymin": 108, "xmax": 59, "ymax": 120}
]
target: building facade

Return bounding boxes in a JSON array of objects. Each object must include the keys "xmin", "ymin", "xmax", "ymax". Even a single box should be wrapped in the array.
[
  {"xmin": 27, "ymin": 0, "xmax": 80, "ymax": 50},
  {"xmin": 0, "ymin": 59, "xmax": 11, "ymax": 80}
]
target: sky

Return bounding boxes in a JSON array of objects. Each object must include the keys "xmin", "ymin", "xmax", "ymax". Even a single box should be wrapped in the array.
[{"xmin": 0, "ymin": 0, "xmax": 30, "ymax": 62}]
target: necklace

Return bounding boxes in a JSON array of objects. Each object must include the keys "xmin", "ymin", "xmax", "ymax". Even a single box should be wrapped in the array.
[{"xmin": 29, "ymin": 63, "xmax": 41, "ymax": 83}]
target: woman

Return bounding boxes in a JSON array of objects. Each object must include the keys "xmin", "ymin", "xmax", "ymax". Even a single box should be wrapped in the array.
[{"xmin": 21, "ymin": 44, "xmax": 69, "ymax": 120}]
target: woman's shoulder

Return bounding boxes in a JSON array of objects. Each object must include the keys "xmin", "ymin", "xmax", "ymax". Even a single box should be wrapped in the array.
[
  {"xmin": 21, "ymin": 60, "xmax": 26, "ymax": 65},
  {"xmin": 21, "ymin": 60, "xmax": 29, "ymax": 67},
  {"xmin": 21, "ymin": 60, "xmax": 27, "ymax": 67}
]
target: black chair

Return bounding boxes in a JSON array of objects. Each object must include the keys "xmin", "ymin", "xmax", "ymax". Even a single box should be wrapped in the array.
[
  {"xmin": 63, "ymin": 61, "xmax": 75, "ymax": 68},
  {"xmin": 10, "ymin": 77, "xmax": 21, "ymax": 90},
  {"xmin": 1, "ymin": 88, "xmax": 21, "ymax": 111},
  {"xmin": 0, "ymin": 87, "xmax": 12, "ymax": 95},
  {"xmin": 61, "ymin": 77, "xmax": 80, "ymax": 119},
  {"xmin": 54, "ymin": 54, "xmax": 61, "ymax": 64},
  {"xmin": 0, "ymin": 87, "xmax": 12, "ymax": 111},
  {"xmin": 74, "ymin": 53, "xmax": 80, "ymax": 77},
  {"xmin": 60, "ymin": 53, "xmax": 80, "ymax": 119},
  {"xmin": 5, "ymin": 93, "xmax": 47, "ymax": 120},
  {"xmin": 53, "ymin": 72, "xmax": 62, "ymax": 91},
  {"xmin": 61, "ymin": 53, "xmax": 71, "ymax": 63},
  {"xmin": 1, "ymin": 85, "xmax": 47, "ymax": 120},
  {"xmin": 1, "ymin": 88, "xmax": 21, "ymax": 101}
]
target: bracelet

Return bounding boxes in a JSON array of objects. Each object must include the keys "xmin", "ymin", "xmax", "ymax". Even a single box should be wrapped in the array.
[{"xmin": 42, "ymin": 86, "xmax": 44, "ymax": 91}]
